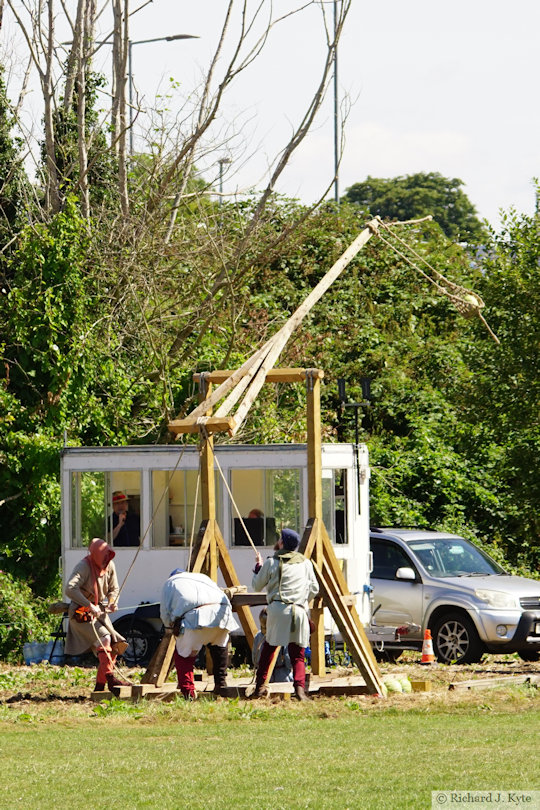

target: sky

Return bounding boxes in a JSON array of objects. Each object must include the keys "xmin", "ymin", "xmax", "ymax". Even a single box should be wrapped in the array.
[{"xmin": 5, "ymin": 1, "xmax": 540, "ymax": 230}]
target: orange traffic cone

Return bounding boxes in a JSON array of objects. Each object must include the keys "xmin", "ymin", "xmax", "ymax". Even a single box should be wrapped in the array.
[{"xmin": 420, "ymin": 629, "xmax": 435, "ymax": 664}]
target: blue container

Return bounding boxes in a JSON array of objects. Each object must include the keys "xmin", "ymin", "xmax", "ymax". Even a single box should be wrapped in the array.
[
  {"xmin": 23, "ymin": 640, "xmax": 65, "ymax": 665},
  {"xmin": 45, "ymin": 640, "xmax": 65, "ymax": 664},
  {"xmin": 23, "ymin": 642, "xmax": 48, "ymax": 664}
]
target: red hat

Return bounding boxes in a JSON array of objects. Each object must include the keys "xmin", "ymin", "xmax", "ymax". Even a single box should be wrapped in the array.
[{"xmin": 112, "ymin": 491, "xmax": 128, "ymax": 503}]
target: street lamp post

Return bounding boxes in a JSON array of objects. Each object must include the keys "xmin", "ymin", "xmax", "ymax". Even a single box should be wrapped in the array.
[
  {"xmin": 218, "ymin": 157, "xmax": 232, "ymax": 206},
  {"xmin": 128, "ymin": 33, "xmax": 198, "ymax": 154},
  {"xmin": 337, "ymin": 377, "xmax": 372, "ymax": 512},
  {"xmin": 333, "ymin": 0, "xmax": 339, "ymax": 205}
]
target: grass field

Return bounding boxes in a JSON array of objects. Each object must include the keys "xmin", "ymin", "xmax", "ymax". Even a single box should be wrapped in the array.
[{"xmin": 1, "ymin": 660, "xmax": 539, "ymax": 810}]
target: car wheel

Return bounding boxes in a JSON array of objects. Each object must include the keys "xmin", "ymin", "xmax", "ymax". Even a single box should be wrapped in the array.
[
  {"xmin": 432, "ymin": 613, "xmax": 484, "ymax": 665},
  {"xmin": 112, "ymin": 617, "xmax": 160, "ymax": 667},
  {"xmin": 518, "ymin": 650, "xmax": 540, "ymax": 662},
  {"xmin": 374, "ymin": 649, "xmax": 403, "ymax": 664}
]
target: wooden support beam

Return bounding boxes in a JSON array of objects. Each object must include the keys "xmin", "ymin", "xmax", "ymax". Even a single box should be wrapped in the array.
[
  {"xmin": 306, "ymin": 372, "xmax": 325, "ymax": 676},
  {"xmin": 193, "ymin": 368, "xmax": 324, "ymax": 384},
  {"xmin": 215, "ymin": 524, "xmax": 258, "ymax": 646},
  {"xmin": 299, "ymin": 512, "xmax": 383, "ymax": 695},
  {"xmin": 230, "ymin": 593, "xmax": 268, "ymax": 607},
  {"xmin": 320, "ymin": 522, "xmax": 381, "ymax": 675},
  {"xmin": 188, "ymin": 521, "xmax": 212, "ymax": 574},
  {"xmin": 140, "ymin": 628, "xmax": 175, "ymax": 687},
  {"xmin": 306, "ymin": 372, "xmax": 323, "ymax": 523},
  {"xmin": 168, "ymin": 416, "xmax": 236, "ymax": 435},
  {"xmin": 313, "ymin": 560, "xmax": 383, "ymax": 696},
  {"xmin": 299, "ymin": 518, "xmax": 318, "ymax": 560}
]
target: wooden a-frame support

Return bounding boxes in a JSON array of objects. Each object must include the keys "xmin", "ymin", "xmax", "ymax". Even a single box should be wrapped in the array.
[{"xmin": 141, "ymin": 367, "xmax": 383, "ymax": 696}]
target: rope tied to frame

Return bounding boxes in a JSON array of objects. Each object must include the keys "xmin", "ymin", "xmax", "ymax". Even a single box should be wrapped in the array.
[
  {"xmin": 117, "ymin": 439, "xmax": 189, "ymax": 597},
  {"xmin": 197, "ymin": 424, "xmax": 259, "ymax": 554}
]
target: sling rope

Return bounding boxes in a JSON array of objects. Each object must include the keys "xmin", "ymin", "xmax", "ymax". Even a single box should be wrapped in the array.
[
  {"xmin": 213, "ymin": 448, "xmax": 258, "ymax": 553},
  {"xmin": 196, "ymin": 423, "xmax": 259, "ymax": 554},
  {"xmin": 117, "ymin": 438, "xmax": 189, "ymax": 598},
  {"xmin": 375, "ymin": 220, "xmax": 500, "ymax": 344},
  {"xmin": 186, "ymin": 465, "xmax": 201, "ymax": 572}
]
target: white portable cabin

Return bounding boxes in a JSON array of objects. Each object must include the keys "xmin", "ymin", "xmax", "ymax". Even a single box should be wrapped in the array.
[{"xmin": 60, "ymin": 442, "xmax": 372, "ymax": 658}]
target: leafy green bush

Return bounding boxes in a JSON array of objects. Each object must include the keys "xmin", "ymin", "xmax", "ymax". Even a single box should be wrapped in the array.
[{"xmin": 0, "ymin": 571, "xmax": 57, "ymax": 663}]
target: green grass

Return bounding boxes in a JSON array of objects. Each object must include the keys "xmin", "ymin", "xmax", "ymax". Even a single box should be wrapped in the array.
[{"xmin": 1, "ymin": 694, "xmax": 540, "ymax": 809}]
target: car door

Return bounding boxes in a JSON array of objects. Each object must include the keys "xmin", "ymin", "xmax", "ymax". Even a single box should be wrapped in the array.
[{"xmin": 370, "ymin": 538, "xmax": 424, "ymax": 637}]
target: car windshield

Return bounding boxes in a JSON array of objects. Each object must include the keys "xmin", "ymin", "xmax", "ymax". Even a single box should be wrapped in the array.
[{"xmin": 406, "ymin": 537, "xmax": 505, "ymax": 577}]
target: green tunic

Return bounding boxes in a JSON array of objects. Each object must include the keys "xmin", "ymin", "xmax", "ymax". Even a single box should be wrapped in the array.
[{"xmin": 252, "ymin": 551, "xmax": 319, "ymax": 647}]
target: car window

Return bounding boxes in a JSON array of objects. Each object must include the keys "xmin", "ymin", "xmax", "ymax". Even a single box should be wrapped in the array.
[
  {"xmin": 408, "ymin": 543, "xmax": 444, "ymax": 575},
  {"xmin": 371, "ymin": 539, "xmax": 415, "ymax": 580},
  {"xmin": 408, "ymin": 537, "xmax": 503, "ymax": 576}
]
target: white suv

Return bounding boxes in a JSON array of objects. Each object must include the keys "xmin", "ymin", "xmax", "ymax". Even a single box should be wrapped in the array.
[{"xmin": 370, "ymin": 528, "xmax": 540, "ymax": 664}]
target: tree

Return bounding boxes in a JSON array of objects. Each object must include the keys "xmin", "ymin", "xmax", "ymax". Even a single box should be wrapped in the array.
[
  {"xmin": 343, "ymin": 172, "xmax": 488, "ymax": 244},
  {"xmin": 0, "ymin": 66, "xmax": 32, "ymax": 274},
  {"xmin": 456, "ymin": 206, "xmax": 540, "ymax": 571},
  {"xmin": 42, "ymin": 71, "xmax": 119, "ymax": 215},
  {"xmin": 6, "ymin": 0, "xmax": 352, "ymax": 229}
]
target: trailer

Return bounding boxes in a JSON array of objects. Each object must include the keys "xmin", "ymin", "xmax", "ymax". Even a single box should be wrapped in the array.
[{"xmin": 60, "ymin": 441, "xmax": 373, "ymax": 665}]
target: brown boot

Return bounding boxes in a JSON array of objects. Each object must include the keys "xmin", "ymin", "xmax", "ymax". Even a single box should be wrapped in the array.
[
  {"xmin": 294, "ymin": 685, "xmax": 311, "ymax": 702},
  {"xmin": 106, "ymin": 673, "xmax": 130, "ymax": 689},
  {"xmin": 209, "ymin": 644, "xmax": 229, "ymax": 697},
  {"xmin": 250, "ymin": 684, "xmax": 269, "ymax": 699},
  {"xmin": 104, "ymin": 652, "xmax": 130, "ymax": 693}
]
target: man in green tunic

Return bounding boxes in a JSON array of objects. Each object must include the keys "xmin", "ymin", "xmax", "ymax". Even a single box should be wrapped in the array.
[{"xmin": 251, "ymin": 528, "xmax": 318, "ymax": 700}]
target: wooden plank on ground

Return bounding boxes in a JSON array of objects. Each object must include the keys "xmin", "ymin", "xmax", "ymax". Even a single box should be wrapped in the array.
[
  {"xmin": 131, "ymin": 683, "xmax": 177, "ymax": 701},
  {"xmin": 90, "ymin": 684, "xmax": 132, "ymax": 701},
  {"xmin": 311, "ymin": 684, "xmax": 370, "ymax": 697},
  {"xmin": 449, "ymin": 674, "xmax": 540, "ymax": 691}
]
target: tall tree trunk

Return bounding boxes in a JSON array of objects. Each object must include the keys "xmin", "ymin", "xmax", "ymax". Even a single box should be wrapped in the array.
[
  {"xmin": 76, "ymin": 3, "xmax": 89, "ymax": 218},
  {"xmin": 43, "ymin": 0, "xmax": 60, "ymax": 213},
  {"xmin": 112, "ymin": 0, "xmax": 129, "ymax": 215},
  {"xmin": 64, "ymin": 0, "xmax": 86, "ymax": 112}
]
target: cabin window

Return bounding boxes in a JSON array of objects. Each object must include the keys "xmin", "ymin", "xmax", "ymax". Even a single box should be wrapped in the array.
[
  {"xmin": 70, "ymin": 470, "xmax": 141, "ymax": 548},
  {"xmin": 230, "ymin": 468, "xmax": 301, "ymax": 546},
  {"xmin": 151, "ymin": 469, "xmax": 218, "ymax": 548},
  {"xmin": 322, "ymin": 468, "xmax": 348, "ymax": 544}
]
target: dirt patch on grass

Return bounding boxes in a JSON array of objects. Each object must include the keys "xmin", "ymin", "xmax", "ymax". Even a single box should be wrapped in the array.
[
  {"xmin": 0, "ymin": 654, "xmax": 538, "ymax": 718},
  {"xmin": 378, "ymin": 650, "xmax": 540, "ymax": 686}
]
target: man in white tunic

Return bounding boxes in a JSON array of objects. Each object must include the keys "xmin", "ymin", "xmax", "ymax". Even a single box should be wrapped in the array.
[
  {"xmin": 160, "ymin": 569, "xmax": 239, "ymax": 698},
  {"xmin": 251, "ymin": 528, "xmax": 319, "ymax": 700}
]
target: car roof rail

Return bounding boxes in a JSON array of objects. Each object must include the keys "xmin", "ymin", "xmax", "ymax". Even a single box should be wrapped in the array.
[{"xmin": 371, "ymin": 526, "xmax": 430, "ymax": 533}]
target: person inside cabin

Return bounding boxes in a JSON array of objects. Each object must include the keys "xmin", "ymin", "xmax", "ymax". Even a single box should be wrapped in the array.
[
  {"xmin": 252, "ymin": 608, "xmax": 293, "ymax": 683},
  {"xmin": 251, "ymin": 528, "xmax": 318, "ymax": 701},
  {"xmin": 160, "ymin": 569, "xmax": 239, "ymax": 699},
  {"xmin": 64, "ymin": 538, "xmax": 129, "ymax": 693},
  {"xmin": 235, "ymin": 508, "xmax": 267, "ymax": 546},
  {"xmin": 110, "ymin": 490, "xmax": 140, "ymax": 547}
]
